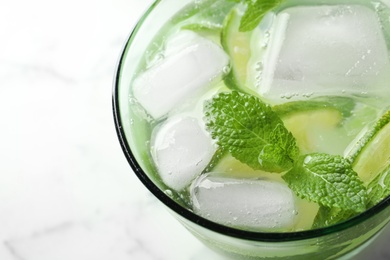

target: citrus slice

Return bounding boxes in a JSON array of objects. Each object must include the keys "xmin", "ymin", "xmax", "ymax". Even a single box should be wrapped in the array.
[
  {"xmin": 221, "ymin": 6, "xmax": 252, "ymax": 91},
  {"xmin": 274, "ymin": 97, "xmax": 354, "ymax": 155},
  {"xmin": 282, "ymin": 109, "xmax": 344, "ymax": 155},
  {"xmin": 347, "ymin": 110, "xmax": 390, "ymax": 183},
  {"xmin": 221, "ymin": 6, "xmax": 268, "ymax": 96},
  {"xmin": 366, "ymin": 164, "xmax": 390, "ymax": 207},
  {"xmin": 204, "ymin": 148, "xmax": 283, "ymax": 180}
]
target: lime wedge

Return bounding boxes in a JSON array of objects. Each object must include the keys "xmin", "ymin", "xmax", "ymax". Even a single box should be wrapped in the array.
[
  {"xmin": 347, "ymin": 110, "xmax": 390, "ymax": 183},
  {"xmin": 366, "ymin": 164, "xmax": 390, "ymax": 207},
  {"xmin": 206, "ymin": 152, "xmax": 282, "ymax": 180},
  {"xmin": 281, "ymin": 109, "xmax": 344, "ymax": 155},
  {"xmin": 221, "ymin": 6, "xmax": 252, "ymax": 90},
  {"xmin": 274, "ymin": 97, "xmax": 355, "ymax": 155},
  {"xmin": 221, "ymin": 6, "xmax": 268, "ymax": 96}
]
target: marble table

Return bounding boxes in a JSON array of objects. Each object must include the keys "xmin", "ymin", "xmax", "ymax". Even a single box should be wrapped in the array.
[{"xmin": 1, "ymin": 0, "xmax": 390, "ymax": 259}]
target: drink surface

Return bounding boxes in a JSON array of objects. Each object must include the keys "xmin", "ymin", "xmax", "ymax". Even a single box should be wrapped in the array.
[{"xmin": 127, "ymin": 0, "xmax": 390, "ymax": 232}]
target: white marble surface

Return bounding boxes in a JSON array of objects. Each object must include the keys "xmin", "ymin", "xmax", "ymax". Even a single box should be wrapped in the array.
[{"xmin": 1, "ymin": 0, "xmax": 390, "ymax": 259}]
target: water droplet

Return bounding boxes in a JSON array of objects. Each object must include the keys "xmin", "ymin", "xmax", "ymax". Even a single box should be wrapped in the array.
[
  {"xmin": 302, "ymin": 92, "xmax": 314, "ymax": 98},
  {"xmin": 195, "ymin": 160, "xmax": 203, "ymax": 166},
  {"xmin": 304, "ymin": 155, "xmax": 313, "ymax": 164},
  {"xmin": 223, "ymin": 65, "xmax": 231, "ymax": 75},
  {"xmin": 255, "ymin": 62, "xmax": 263, "ymax": 72},
  {"xmin": 129, "ymin": 97, "xmax": 138, "ymax": 105},
  {"xmin": 164, "ymin": 190, "xmax": 173, "ymax": 197},
  {"xmin": 155, "ymin": 53, "xmax": 164, "ymax": 62}
]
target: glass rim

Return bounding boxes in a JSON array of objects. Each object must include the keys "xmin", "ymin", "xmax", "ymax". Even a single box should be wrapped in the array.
[{"xmin": 112, "ymin": 0, "xmax": 390, "ymax": 243}]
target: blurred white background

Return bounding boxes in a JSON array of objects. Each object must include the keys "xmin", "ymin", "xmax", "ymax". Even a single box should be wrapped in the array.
[
  {"xmin": 0, "ymin": 0, "xmax": 390, "ymax": 259},
  {"xmin": 0, "ymin": 0, "xmax": 219, "ymax": 259}
]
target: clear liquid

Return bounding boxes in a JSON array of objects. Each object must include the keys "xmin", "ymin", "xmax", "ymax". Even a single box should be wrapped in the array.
[{"xmin": 128, "ymin": 0, "xmax": 390, "ymax": 232}]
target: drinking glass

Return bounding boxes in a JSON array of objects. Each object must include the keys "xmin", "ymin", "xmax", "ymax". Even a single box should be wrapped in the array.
[{"xmin": 112, "ymin": 0, "xmax": 390, "ymax": 258}]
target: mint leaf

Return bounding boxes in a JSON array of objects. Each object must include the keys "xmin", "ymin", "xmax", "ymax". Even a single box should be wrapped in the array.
[
  {"xmin": 204, "ymin": 91, "xmax": 299, "ymax": 172},
  {"xmin": 239, "ymin": 0, "xmax": 284, "ymax": 32},
  {"xmin": 366, "ymin": 164, "xmax": 390, "ymax": 207},
  {"xmin": 312, "ymin": 206, "xmax": 356, "ymax": 229},
  {"xmin": 283, "ymin": 154, "xmax": 367, "ymax": 212}
]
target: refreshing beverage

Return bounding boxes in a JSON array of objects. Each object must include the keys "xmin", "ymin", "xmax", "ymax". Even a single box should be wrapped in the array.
[{"xmin": 114, "ymin": 0, "xmax": 390, "ymax": 258}]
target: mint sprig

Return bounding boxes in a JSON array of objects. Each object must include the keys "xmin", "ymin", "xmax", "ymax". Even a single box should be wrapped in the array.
[
  {"xmin": 283, "ymin": 154, "xmax": 367, "ymax": 212},
  {"xmin": 204, "ymin": 91, "xmax": 299, "ymax": 173},
  {"xmin": 204, "ymin": 91, "xmax": 367, "ymax": 215}
]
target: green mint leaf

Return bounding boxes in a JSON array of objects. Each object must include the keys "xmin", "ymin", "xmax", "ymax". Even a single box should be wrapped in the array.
[
  {"xmin": 204, "ymin": 91, "xmax": 299, "ymax": 173},
  {"xmin": 366, "ymin": 164, "xmax": 390, "ymax": 207},
  {"xmin": 239, "ymin": 0, "xmax": 284, "ymax": 32},
  {"xmin": 312, "ymin": 206, "xmax": 357, "ymax": 229},
  {"xmin": 283, "ymin": 153, "xmax": 367, "ymax": 212}
]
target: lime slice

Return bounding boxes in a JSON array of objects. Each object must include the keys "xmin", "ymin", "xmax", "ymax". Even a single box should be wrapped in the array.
[
  {"xmin": 282, "ymin": 109, "xmax": 344, "ymax": 155},
  {"xmin": 274, "ymin": 98, "xmax": 355, "ymax": 155},
  {"xmin": 312, "ymin": 206, "xmax": 356, "ymax": 229},
  {"xmin": 347, "ymin": 110, "xmax": 390, "ymax": 183},
  {"xmin": 221, "ymin": 7, "xmax": 252, "ymax": 90},
  {"xmin": 366, "ymin": 164, "xmax": 390, "ymax": 207},
  {"xmin": 221, "ymin": 6, "xmax": 268, "ymax": 95},
  {"xmin": 206, "ymin": 152, "xmax": 282, "ymax": 180}
]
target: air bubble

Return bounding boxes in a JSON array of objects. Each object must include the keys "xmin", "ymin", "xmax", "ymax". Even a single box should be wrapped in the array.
[
  {"xmin": 222, "ymin": 65, "xmax": 231, "ymax": 75},
  {"xmin": 255, "ymin": 62, "xmax": 263, "ymax": 72},
  {"xmin": 164, "ymin": 189, "xmax": 173, "ymax": 197},
  {"xmin": 129, "ymin": 97, "xmax": 138, "ymax": 105}
]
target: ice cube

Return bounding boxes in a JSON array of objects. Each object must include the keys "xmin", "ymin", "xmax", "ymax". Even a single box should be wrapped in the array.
[
  {"xmin": 260, "ymin": 5, "xmax": 390, "ymax": 103},
  {"xmin": 133, "ymin": 30, "xmax": 229, "ymax": 119},
  {"xmin": 151, "ymin": 114, "xmax": 217, "ymax": 191},
  {"xmin": 190, "ymin": 174, "xmax": 298, "ymax": 231}
]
